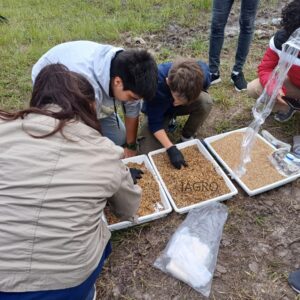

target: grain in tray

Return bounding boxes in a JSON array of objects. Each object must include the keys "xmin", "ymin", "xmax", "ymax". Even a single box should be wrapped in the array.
[
  {"xmin": 105, "ymin": 162, "xmax": 162, "ymax": 224},
  {"xmin": 152, "ymin": 145, "xmax": 230, "ymax": 208},
  {"xmin": 210, "ymin": 132, "xmax": 284, "ymax": 190}
]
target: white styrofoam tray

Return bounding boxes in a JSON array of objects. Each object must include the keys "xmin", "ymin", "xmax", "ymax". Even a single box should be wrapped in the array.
[
  {"xmin": 204, "ymin": 127, "xmax": 300, "ymax": 196},
  {"xmin": 103, "ymin": 154, "xmax": 172, "ymax": 231},
  {"xmin": 148, "ymin": 139, "xmax": 238, "ymax": 214}
]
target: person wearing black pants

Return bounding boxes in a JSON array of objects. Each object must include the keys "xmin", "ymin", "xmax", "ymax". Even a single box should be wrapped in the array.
[{"xmin": 209, "ymin": 0, "xmax": 260, "ymax": 91}]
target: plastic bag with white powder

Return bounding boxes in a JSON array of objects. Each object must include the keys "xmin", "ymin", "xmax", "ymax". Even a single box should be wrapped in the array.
[{"xmin": 154, "ymin": 202, "xmax": 228, "ymax": 297}]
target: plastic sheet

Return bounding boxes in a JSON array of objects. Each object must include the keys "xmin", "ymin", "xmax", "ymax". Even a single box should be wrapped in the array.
[
  {"xmin": 261, "ymin": 130, "xmax": 291, "ymax": 151},
  {"xmin": 270, "ymin": 149, "xmax": 300, "ymax": 176},
  {"xmin": 154, "ymin": 202, "xmax": 228, "ymax": 297}
]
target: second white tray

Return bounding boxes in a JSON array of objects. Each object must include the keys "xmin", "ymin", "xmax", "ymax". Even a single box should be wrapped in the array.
[
  {"xmin": 148, "ymin": 139, "xmax": 238, "ymax": 214},
  {"xmin": 104, "ymin": 154, "xmax": 172, "ymax": 231},
  {"xmin": 204, "ymin": 127, "xmax": 300, "ymax": 196}
]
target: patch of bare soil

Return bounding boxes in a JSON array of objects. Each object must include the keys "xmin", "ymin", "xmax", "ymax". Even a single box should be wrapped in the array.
[{"xmin": 97, "ymin": 1, "xmax": 299, "ymax": 299}]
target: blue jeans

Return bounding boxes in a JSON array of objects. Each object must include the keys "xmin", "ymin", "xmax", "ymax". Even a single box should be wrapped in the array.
[
  {"xmin": 209, "ymin": 0, "xmax": 259, "ymax": 74},
  {"xmin": 99, "ymin": 113, "xmax": 126, "ymax": 146},
  {"xmin": 0, "ymin": 241, "xmax": 112, "ymax": 300}
]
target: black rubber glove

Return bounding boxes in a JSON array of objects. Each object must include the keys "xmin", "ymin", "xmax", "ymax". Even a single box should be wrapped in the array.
[
  {"xmin": 129, "ymin": 168, "xmax": 144, "ymax": 184},
  {"xmin": 167, "ymin": 146, "xmax": 187, "ymax": 169}
]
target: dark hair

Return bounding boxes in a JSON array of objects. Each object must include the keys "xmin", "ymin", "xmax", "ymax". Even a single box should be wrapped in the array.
[
  {"xmin": 0, "ymin": 63, "xmax": 99, "ymax": 138},
  {"xmin": 110, "ymin": 49, "xmax": 158, "ymax": 101},
  {"xmin": 168, "ymin": 58, "xmax": 204, "ymax": 103},
  {"xmin": 281, "ymin": 0, "xmax": 300, "ymax": 37}
]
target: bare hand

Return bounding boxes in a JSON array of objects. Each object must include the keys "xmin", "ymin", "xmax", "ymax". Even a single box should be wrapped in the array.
[
  {"xmin": 277, "ymin": 89, "xmax": 288, "ymax": 107},
  {"xmin": 124, "ymin": 147, "xmax": 137, "ymax": 158}
]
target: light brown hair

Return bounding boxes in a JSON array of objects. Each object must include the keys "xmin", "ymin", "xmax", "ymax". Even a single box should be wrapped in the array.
[{"xmin": 168, "ymin": 58, "xmax": 204, "ymax": 102}]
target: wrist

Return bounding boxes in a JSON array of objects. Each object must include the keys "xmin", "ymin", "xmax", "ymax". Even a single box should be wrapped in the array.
[
  {"xmin": 124, "ymin": 142, "xmax": 138, "ymax": 151},
  {"xmin": 153, "ymin": 129, "xmax": 173, "ymax": 149},
  {"xmin": 164, "ymin": 141, "xmax": 174, "ymax": 149}
]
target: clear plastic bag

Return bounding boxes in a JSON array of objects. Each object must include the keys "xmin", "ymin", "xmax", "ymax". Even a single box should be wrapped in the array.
[
  {"xmin": 269, "ymin": 149, "xmax": 300, "ymax": 176},
  {"xmin": 153, "ymin": 202, "xmax": 228, "ymax": 297},
  {"xmin": 261, "ymin": 130, "xmax": 291, "ymax": 151},
  {"xmin": 262, "ymin": 131, "xmax": 298, "ymax": 176}
]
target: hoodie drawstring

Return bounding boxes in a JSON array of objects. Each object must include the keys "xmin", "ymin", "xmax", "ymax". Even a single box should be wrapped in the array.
[{"xmin": 113, "ymin": 98, "xmax": 120, "ymax": 129}]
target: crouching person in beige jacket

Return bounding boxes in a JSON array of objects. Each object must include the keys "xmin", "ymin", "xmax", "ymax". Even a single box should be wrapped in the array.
[{"xmin": 0, "ymin": 64, "xmax": 141, "ymax": 300}]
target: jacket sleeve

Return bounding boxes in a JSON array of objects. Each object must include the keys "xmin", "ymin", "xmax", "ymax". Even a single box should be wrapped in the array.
[
  {"xmin": 258, "ymin": 47, "xmax": 287, "ymax": 95},
  {"xmin": 108, "ymin": 161, "xmax": 141, "ymax": 221},
  {"xmin": 198, "ymin": 61, "xmax": 211, "ymax": 90},
  {"xmin": 146, "ymin": 98, "xmax": 167, "ymax": 133}
]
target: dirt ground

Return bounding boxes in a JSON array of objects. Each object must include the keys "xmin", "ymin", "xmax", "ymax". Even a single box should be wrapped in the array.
[{"xmin": 97, "ymin": 2, "xmax": 300, "ymax": 299}]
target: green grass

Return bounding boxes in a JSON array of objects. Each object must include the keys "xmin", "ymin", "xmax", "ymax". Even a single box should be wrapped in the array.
[
  {"xmin": 279, "ymin": 115, "xmax": 300, "ymax": 136},
  {"xmin": 254, "ymin": 215, "xmax": 267, "ymax": 227},
  {"xmin": 0, "ymin": 0, "xmax": 211, "ymax": 110},
  {"xmin": 210, "ymin": 84, "xmax": 236, "ymax": 108},
  {"xmin": 214, "ymin": 119, "xmax": 234, "ymax": 134},
  {"xmin": 1, "ymin": 0, "xmax": 287, "ymax": 143},
  {"xmin": 156, "ymin": 47, "xmax": 176, "ymax": 62},
  {"xmin": 185, "ymin": 39, "xmax": 210, "ymax": 56}
]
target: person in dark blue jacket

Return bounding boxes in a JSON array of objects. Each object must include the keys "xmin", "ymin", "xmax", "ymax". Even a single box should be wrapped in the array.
[{"xmin": 139, "ymin": 58, "xmax": 213, "ymax": 169}]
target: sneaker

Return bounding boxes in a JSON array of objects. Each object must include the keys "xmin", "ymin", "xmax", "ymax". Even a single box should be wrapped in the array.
[
  {"xmin": 176, "ymin": 135, "xmax": 195, "ymax": 143},
  {"xmin": 288, "ymin": 269, "xmax": 300, "ymax": 293},
  {"xmin": 167, "ymin": 117, "xmax": 177, "ymax": 133},
  {"xmin": 210, "ymin": 72, "xmax": 221, "ymax": 85},
  {"xmin": 274, "ymin": 108, "xmax": 296, "ymax": 122},
  {"xmin": 231, "ymin": 72, "xmax": 247, "ymax": 92}
]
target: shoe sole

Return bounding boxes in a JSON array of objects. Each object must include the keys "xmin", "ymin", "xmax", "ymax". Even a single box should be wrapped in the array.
[
  {"xmin": 230, "ymin": 79, "xmax": 247, "ymax": 92},
  {"xmin": 274, "ymin": 111, "xmax": 296, "ymax": 123},
  {"xmin": 290, "ymin": 285, "xmax": 300, "ymax": 294},
  {"xmin": 274, "ymin": 117, "xmax": 293, "ymax": 123},
  {"xmin": 211, "ymin": 78, "xmax": 221, "ymax": 85},
  {"xmin": 89, "ymin": 284, "xmax": 97, "ymax": 300},
  {"xmin": 93, "ymin": 289, "xmax": 97, "ymax": 300}
]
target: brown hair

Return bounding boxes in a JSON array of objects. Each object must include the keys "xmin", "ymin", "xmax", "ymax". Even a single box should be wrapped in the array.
[
  {"xmin": 281, "ymin": 0, "xmax": 300, "ymax": 37},
  {"xmin": 0, "ymin": 63, "xmax": 100, "ymax": 138},
  {"xmin": 167, "ymin": 58, "xmax": 204, "ymax": 102}
]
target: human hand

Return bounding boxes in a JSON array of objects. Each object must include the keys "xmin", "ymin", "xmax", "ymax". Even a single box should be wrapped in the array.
[
  {"xmin": 277, "ymin": 89, "xmax": 288, "ymax": 107},
  {"xmin": 124, "ymin": 147, "xmax": 137, "ymax": 158},
  {"xmin": 166, "ymin": 146, "xmax": 187, "ymax": 169},
  {"xmin": 129, "ymin": 168, "xmax": 144, "ymax": 184}
]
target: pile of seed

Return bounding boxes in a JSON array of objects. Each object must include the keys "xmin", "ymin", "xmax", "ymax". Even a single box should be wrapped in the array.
[
  {"xmin": 210, "ymin": 132, "xmax": 284, "ymax": 190},
  {"xmin": 104, "ymin": 162, "xmax": 163, "ymax": 225},
  {"xmin": 104, "ymin": 206, "xmax": 120, "ymax": 224},
  {"xmin": 152, "ymin": 145, "xmax": 230, "ymax": 208}
]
